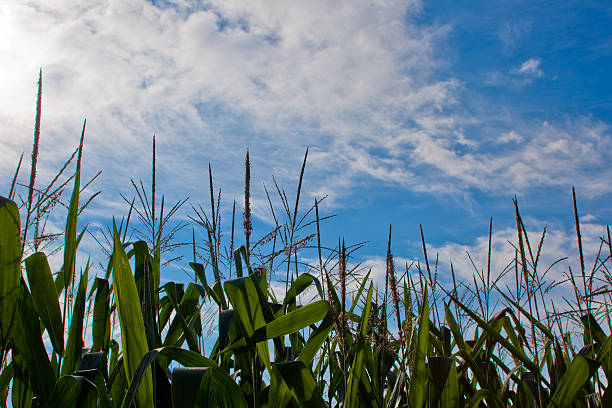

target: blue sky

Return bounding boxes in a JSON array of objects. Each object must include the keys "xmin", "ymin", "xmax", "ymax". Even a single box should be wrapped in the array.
[{"xmin": 1, "ymin": 0, "xmax": 611, "ymax": 295}]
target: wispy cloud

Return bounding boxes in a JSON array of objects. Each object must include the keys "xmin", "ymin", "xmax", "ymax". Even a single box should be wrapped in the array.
[
  {"xmin": 1, "ymin": 0, "xmax": 610, "ymax": 225},
  {"xmin": 516, "ymin": 57, "xmax": 543, "ymax": 77}
]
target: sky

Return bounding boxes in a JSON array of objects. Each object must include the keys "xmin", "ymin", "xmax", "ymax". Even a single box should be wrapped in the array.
[{"xmin": 2, "ymin": 0, "xmax": 612, "ymax": 302}]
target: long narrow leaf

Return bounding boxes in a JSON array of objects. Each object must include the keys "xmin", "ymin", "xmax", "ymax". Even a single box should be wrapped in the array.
[
  {"xmin": 61, "ymin": 262, "xmax": 89, "ymax": 376},
  {"xmin": 0, "ymin": 197, "xmax": 21, "ymax": 346},
  {"xmin": 112, "ymin": 223, "xmax": 153, "ymax": 407},
  {"xmin": 24, "ymin": 252, "xmax": 64, "ymax": 355}
]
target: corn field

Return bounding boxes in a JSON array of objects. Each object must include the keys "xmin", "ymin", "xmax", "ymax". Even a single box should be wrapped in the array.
[{"xmin": 0, "ymin": 72, "xmax": 611, "ymax": 408}]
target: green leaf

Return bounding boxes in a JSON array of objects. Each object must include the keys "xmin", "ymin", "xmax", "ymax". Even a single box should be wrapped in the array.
[
  {"xmin": 439, "ymin": 360, "xmax": 459, "ymax": 408},
  {"xmin": 283, "ymin": 273, "xmax": 323, "ymax": 306},
  {"xmin": 11, "ymin": 353, "xmax": 33, "ymax": 408},
  {"xmin": 597, "ymin": 335, "xmax": 612, "ymax": 385},
  {"xmin": 0, "ymin": 362, "xmax": 13, "ymax": 406},
  {"xmin": 498, "ymin": 291, "xmax": 555, "ymax": 340},
  {"xmin": 547, "ymin": 355, "xmax": 599, "ymax": 408},
  {"xmin": 0, "ymin": 197, "xmax": 21, "ymax": 346},
  {"xmin": 162, "ymin": 282, "xmax": 200, "ymax": 352},
  {"xmin": 61, "ymin": 261, "xmax": 89, "ymax": 376},
  {"xmin": 252, "ymin": 300, "xmax": 329, "ymax": 343},
  {"xmin": 171, "ymin": 367, "xmax": 212, "ymax": 408},
  {"xmin": 345, "ymin": 283, "xmax": 373, "ymax": 408},
  {"xmin": 427, "ymin": 356, "xmax": 454, "ymax": 408},
  {"xmin": 112, "ymin": 223, "xmax": 153, "ymax": 407},
  {"xmin": 24, "ymin": 252, "xmax": 64, "ymax": 355},
  {"xmin": 42, "ymin": 375, "xmax": 96, "ymax": 408},
  {"xmin": 63, "ymin": 123, "xmax": 85, "ymax": 289},
  {"xmin": 274, "ymin": 361, "xmax": 326, "ymax": 407},
  {"xmin": 408, "ymin": 285, "xmax": 429, "ymax": 408},
  {"xmin": 120, "ymin": 346, "xmax": 246, "ymax": 408},
  {"xmin": 297, "ymin": 311, "xmax": 334, "ymax": 365},
  {"xmin": 580, "ymin": 314, "xmax": 608, "ymax": 345},
  {"xmin": 450, "ymin": 294, "xmax": 543, "ymax": 381},
  {"xmin": 91, "ymin": 278, "xmax": 111, "ymax": 352},
  {"xmin": 223, "ymin": 276, "xmax": 272, "ymax": 368},
  {"xmin": 12, "ymin": 280, "xmax": 56, "ymax": 402}
]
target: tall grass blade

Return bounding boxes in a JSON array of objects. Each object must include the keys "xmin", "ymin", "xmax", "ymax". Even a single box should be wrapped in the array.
[
  {"xmin": 345, "ymin": 283, "xmax": 374, "ymax": 408},
  {"xmin": 112, "ymin": 222, "xmax": 153, "ymax": 407},
  {"xmin": 61, "ymin": 262, "xmax": 89, "ymax": 376},
  {"xmin": 8, "ymin": 153, "xmax": 23, "ymax": 201},
  {"xmin": 0, "ymin": 197, "xmax": 21, "ymax": 352},
  {"xmin": 63, "ymin": 120, "xmax": 86, "ymax": 289},
  {"xmin": 409, "ymin": 285, "xmax": 429, "ymax": 408}
]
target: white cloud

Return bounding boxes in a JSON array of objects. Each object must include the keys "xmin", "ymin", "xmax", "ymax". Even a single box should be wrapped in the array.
[
  {"xmin": 1, "ymin": 0, "xmax": 610, "ymax": 225},
  {"xmin": 517, "ymin": 57, "xmax": 543, "ymax": 77},
  {"xmin": 500, "ymin": 130, "xmax": 523, "ymax": 143},
  {"xmin": 0, "ymin": 0, "xmax": 456, "ymax": 209}
]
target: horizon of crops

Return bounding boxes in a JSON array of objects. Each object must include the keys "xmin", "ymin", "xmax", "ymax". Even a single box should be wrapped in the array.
[{"xmin": 1, "ymin": 71, "xmax": 611, "ymax": 408}]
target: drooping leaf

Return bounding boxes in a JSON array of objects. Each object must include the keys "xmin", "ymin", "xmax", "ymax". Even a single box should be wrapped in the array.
[
  {"xmin": 24, "ymin": 252, "xmax": 64, "ymax": 355},
  {"xmin": 42, "ymin": 375, "xmax": 96, "ymax": 408},
  {"xmin": 283, "ymin": 273, "xmax": 324, "ymax": 307},
  {"xmin": 547, "ymin": 355, "xmax": 600, "ymax": 408},
  {"xmin": 274, "ymin": 361, "xmax": 326, "ymax": 407},
  {"xmin": 171, "ymin": 367, "xmax": 212, "ymax": 408},
  {"xmin": 120, "ymin": 346, "xmax": 246, "ymax": 408}
]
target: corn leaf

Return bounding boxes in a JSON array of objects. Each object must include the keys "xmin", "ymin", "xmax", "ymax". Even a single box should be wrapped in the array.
[
  {"xmin": 408, "ymin": 285, "xmax": 429, "ymax": 408},
  {"xmin": 274, "ymin": 360, "xmax": 326, "ymax": 407},
  {"xmin": 12, "ymin": 280, "xmax": 56, "ymax": 402},
  {"xmin": 24, "ymin": 252, "xmax": 64, "ymax": 355},
  {"xmin": 120, "ymin": 346, "xmax": 246, "ymax": 408},
  {"xmin": 112, "ymin": 223, "xmax": 153, "ymax": 407},
  {"xmin": 345, "ymin": 283, "xmax": 373, "ymax": 408},
  {"xmin": 42, "ymin": 375, "xmax": 95, "ymax": 408},
  {"xmin": 63, "ymin": 123, "xmax": 85, "ymax": 289},
  {"xmin": 171, "ymin": 367, "xmax": 212, "ymax": 408},
  {"xmin": 547, "ymin": 355, "xmax": 599, "ymax": 408},
  {"xmin": 61, "ymin": 262, "xmax": 89, "ymax": 376},
  {"xmin": 91, "ymin": 278, "xmax": 111, "ymax": 352},
  {"xmin": 0, "ymin": 197, "xmax": 21, "ymax": 345}
]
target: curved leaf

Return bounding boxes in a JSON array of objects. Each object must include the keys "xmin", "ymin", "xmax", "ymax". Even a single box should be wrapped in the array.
[
  {"xmin": 120, "ymin": 346, "xmax": 247, "ymax": 408},
  {"xmin": 24, "ymin": 252, "xmax": 64, "ymax": 355},
  {"xmin": 283, "ymin": 273, "xmax": 323, "ymax": 306},
  {"xmin": 42, "ymin": 375, "xmax": 96, "ymax": 408},
  {"xmin": 274, "ymin": 361, "xmax": 325, "ymax": 407},
  {"xmin": 547, "ymin": 355, "xmax": 599, "ymax": 408}
]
